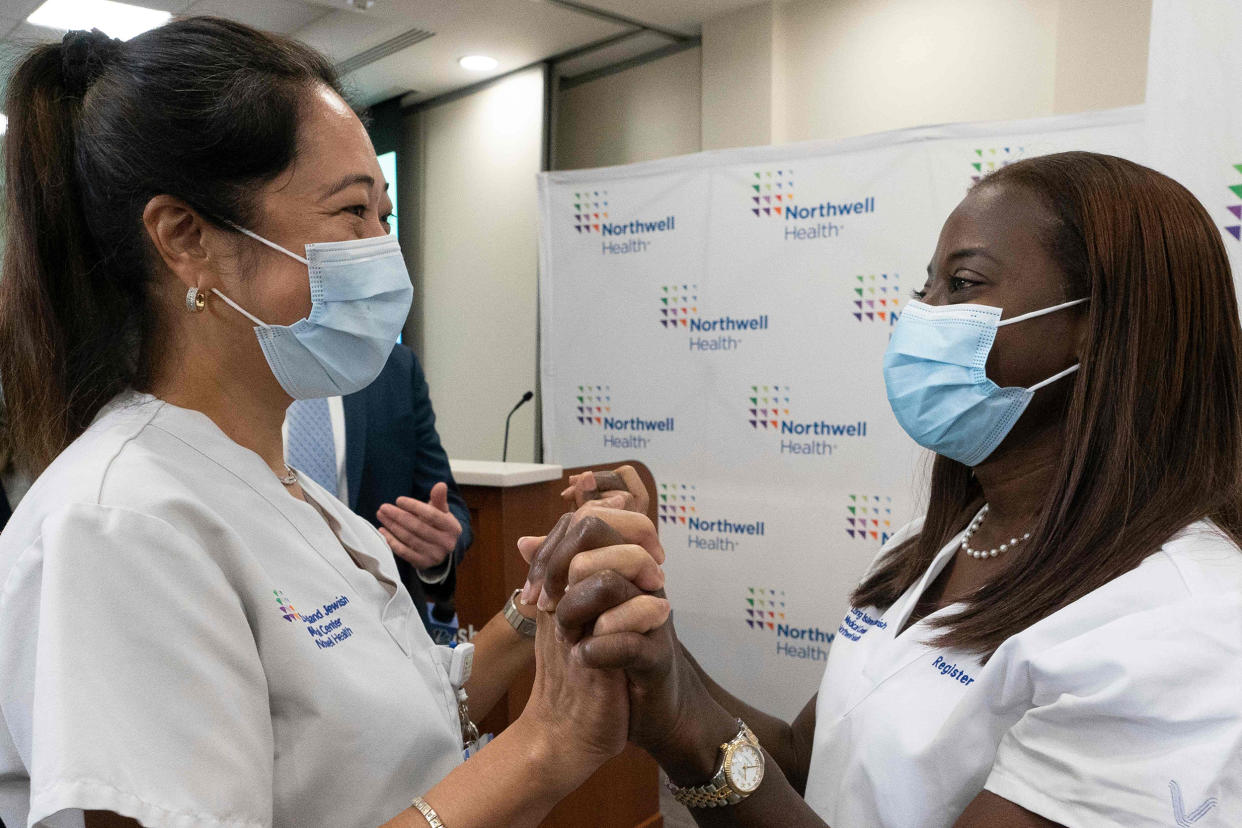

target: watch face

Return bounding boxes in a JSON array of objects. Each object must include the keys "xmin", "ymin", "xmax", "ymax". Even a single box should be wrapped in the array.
[{"xmin": 726, "ymin": 743, "xmax": 764, "ymax": 793}]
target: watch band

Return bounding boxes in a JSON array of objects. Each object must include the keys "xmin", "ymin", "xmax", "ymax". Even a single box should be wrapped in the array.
[
  {"xmin": 668, "ymin": 780, "xmax": 741, "ymax": 808},
  {"xmin": 502, "ymin": 588, "xmax": 537, "ymax": 638},
  {"xmin": 666, "ymin": 720, "xmax": 763, "ymax": 808}
]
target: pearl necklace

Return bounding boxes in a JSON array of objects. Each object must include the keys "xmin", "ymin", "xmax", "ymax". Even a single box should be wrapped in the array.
[{"xmin": 960, "ymin": 505, "xmax": 1031, "ymax": 560}]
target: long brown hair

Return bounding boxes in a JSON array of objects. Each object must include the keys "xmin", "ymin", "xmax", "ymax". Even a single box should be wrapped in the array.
[
  {"xmin": 853, "ymin": 151, "xmax": 1242, "ymax": 658},
  {"xmin": 0, "ymin": 18, "xmax": 341, "ymax": 475}
]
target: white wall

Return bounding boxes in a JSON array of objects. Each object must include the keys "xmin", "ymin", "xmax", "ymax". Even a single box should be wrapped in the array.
[
  {"xmin": 772, "ymin": 0, "xmax": 1061, "ymax": 144},
  {"xmin": 402, "ymin": 67, "xmax": 545, "ymax": 463},
  {"xmin": 1052, "ymin": 0, "xmax": 1151, "ymax": 114},
  {"xmin": 554, "ymin": 1, "xmax": 1151, "ymax": 162},
  {"xmin": 554, "ymin": 47, "xmax": 703, "ymax": 171},
  {"xmin": 701, "ymin": 3, "xmax": 774, "ymax": 151}
]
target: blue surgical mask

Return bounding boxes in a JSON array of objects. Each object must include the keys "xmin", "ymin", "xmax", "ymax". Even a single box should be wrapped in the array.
[
  {"xmin": 882, "ymin": 297, "xmax": 1088, "ymax": 466},
  {"xmin": 212, "ymin": 228, "xmax": 413, "ymax": 400}
]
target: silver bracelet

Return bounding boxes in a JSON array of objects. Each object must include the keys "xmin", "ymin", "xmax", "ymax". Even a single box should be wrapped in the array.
[{"xmin": 410, "ymin": 796, "xmax": 445, "ymax": 828}]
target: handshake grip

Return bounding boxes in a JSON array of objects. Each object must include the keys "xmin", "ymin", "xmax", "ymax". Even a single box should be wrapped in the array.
[
  {"xmin": 532, "ymin": 466, "xmax": 727, "ymax": 767},
  {"xmin": 523, "ymin": 464, "xmax": 761, "ymax": 807}
]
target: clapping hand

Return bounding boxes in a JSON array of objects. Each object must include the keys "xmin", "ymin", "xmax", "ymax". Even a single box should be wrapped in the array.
[{"xmin": 376, "ymin": 481, "xmax": 462, "ymax": 570}]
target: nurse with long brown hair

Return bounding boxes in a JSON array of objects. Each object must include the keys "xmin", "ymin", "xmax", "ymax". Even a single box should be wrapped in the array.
[{"xmin": 533, "ymin": 152, "xmax": 1242, "ymax": 828}]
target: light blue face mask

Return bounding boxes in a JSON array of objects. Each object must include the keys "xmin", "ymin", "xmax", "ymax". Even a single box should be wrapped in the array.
[
  {"xmin": 212, "ymin": 228, "xmax": 413, "ymax": 400},
  {"xmin": 882, "ymin": 297, "xmax": 1088, "ymax": 466}
]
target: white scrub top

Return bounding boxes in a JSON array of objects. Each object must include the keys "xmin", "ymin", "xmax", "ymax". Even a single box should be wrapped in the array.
[
  {"xmin": 0, "ymin": 392, "xmax": 464, "ymax": 828},
  {"xmin": 804, "ymin": 517, "xmax": 1242, "ymax": 828}
]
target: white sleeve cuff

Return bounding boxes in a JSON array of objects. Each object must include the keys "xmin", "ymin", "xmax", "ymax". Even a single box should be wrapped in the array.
[
  {"xmin": 31, "ymin": 777, "xmax": 269, "ymax": 828},
  {"xmin": 985, "ymin": 764, "xmax": 1128, "ymax": 828}
]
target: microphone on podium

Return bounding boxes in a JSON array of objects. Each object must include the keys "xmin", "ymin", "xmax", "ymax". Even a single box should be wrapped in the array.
[{"xmin": 502, "ymin": 390, "xmax": 534, "ymax": 462}]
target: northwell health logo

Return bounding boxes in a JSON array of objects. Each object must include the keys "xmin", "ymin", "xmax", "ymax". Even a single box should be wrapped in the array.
[
  {"xmin": 574, "ymin": 383, "xmax": 674, "ymax": 450},
  {"xmin": 572, "ymin": 190, "xmax": 609, "ymax": 233},
  {"xmin": 662, "ymin": 482, "xmax": 766, "ymax": 552},
  {"xmin": 1225, "ymin": 163, "xmax": 1242, "ymax": 241},
  {"xmin": 657, "ymin": 482, "xmax": 697, "ymax": 524},
  {"xmin": 749, "ymin": 168, "xmax": 795, "ymax": 217},
  {"xmin": 273, "ymin": 588, "xmax": 356, "ymax": 649},
  {"xmin": 970, "ymin": 146, "xmax": 1025, "ymax": 185},
  {"xmin": 846, "ymin": 494, "xmax": 894, "ymax": 545},
  {"xmin": 746, "ymin": 166, "xmax": 876, "ymax": 241},
  {"xmin": 575, "ymin": 384, "xmax": 611, "ymax": 425},
  {"xmin": 662, "ymin": 284, "xmax": 771, "ymax": 352},
  {"xmin": 747, "ymin": 385, "xmax": 791, "ymax": 430},
  {"xmin": 747, "ymin": 383, "xmax": 868, "ymax": 457},
  {"xmin": 745, "ymin": 587, "xmax": 785, "ymax": 630},
  {"xmin": 660, "ymin": 284, "xmax": 698, "ymax": 327},
  {"xmin": 746, "ymin": 586, "xmax": 836, "ymax": 662},
  {"xmin": 274, "ymin": 589, "xmax": 301, "ymax": 622},
  {"xmin": 851, "ymin": 273, "xmax": 902, "ymax": 324},
  {"xmin": 663, "ymin": 283, "xmax": 771, "ymax": 352},
  {"xmin": 573, "ymin": 187, "xmax": 677, "ymax": 256}
]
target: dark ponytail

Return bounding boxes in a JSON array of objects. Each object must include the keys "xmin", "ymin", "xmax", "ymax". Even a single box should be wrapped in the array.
[{"xmin": 0, "ymin": 18, "xmax": 342, "ymax": 475}]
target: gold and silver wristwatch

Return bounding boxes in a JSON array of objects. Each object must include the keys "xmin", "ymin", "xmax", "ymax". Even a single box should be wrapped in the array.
[{"xmin": 666, "ymin": 719, "xmax": 765, "ymax": 808}]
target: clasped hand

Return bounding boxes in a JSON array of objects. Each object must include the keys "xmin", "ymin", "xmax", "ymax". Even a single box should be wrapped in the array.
[{"xmin": 518, "ymin": 468, "xmax": 717, "ymax": 776}]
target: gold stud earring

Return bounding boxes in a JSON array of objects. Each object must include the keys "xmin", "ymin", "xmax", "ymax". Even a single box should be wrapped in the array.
[{"xmin": 185, "ymin": 287, "xmax": 206, "ymax": 313}]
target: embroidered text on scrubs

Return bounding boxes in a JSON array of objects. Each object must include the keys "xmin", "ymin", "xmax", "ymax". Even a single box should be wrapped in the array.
[
  {"xmin": 275, "ymin": 590, "xmax": 357, "ymax": 650},
  {"xmin": 302, "ymin": 594, "xmax": 354, "ymax": 649},
  {"xmin": 931, "ymin": 655, "xmax": 975, "ymax": 686},
  {"xmin": 298, "ymin": 594, "xmax": 350, "ymax": 623},
  {"xmin": 837, "ymin": 607, "xmax": 888, "ymax": 642}
]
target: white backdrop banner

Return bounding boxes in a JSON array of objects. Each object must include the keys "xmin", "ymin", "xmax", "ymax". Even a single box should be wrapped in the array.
[
  {"xmin": 1146, "ymin": 0, "xmax": 1242, "ymax": 285},
  {"xmin": 537, "ymin": 108, "xmax": 1145, "ymax": 718}
]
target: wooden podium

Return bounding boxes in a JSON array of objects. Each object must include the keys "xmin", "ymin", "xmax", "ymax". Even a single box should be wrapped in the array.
[{"xmin": 450, "ymin": 459, "xmax": 663, "ymax": 828}]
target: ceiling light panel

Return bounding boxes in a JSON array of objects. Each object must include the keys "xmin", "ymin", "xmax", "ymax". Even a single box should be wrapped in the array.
[
  {"xmin": 459, "ymin": 55, "xmax": 498, "ymax": 71},
  {"xmin": 26, "ymin": 0, "xmax": 171, "ymax": 41}
]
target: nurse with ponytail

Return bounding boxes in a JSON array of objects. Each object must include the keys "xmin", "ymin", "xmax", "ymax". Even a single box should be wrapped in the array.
[{"xmin": 0, "ymin": 20, "xmax": 665, "ymax": 828}]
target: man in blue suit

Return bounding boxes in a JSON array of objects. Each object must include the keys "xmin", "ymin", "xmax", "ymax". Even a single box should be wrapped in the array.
[{"xmin": 285, "ymin": 344, "xmax": 472, "ymax": 630}]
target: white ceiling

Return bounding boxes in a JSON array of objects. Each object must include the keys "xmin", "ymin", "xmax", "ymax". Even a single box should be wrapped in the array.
[{"xmin": 0, "ymin": 0, "xmax": 765, "ymax": 106}]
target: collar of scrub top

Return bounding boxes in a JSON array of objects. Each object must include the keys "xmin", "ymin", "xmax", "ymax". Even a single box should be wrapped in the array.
[
  {"xmin": 848, "ymin": 523, "xmax": 973, "ymax": 705},
  {"xmin": 130, "ymin": 391, "xmax": 420, "ymax": 655}
]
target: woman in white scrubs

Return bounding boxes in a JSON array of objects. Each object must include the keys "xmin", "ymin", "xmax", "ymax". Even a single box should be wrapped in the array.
[
  {"xmin": 529, "ymin": 152, "xmax": 1242, "ymax": 827},
  {"xmin": 0, "ymin": 18, "xmax": 667, "ymax": 828}
]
